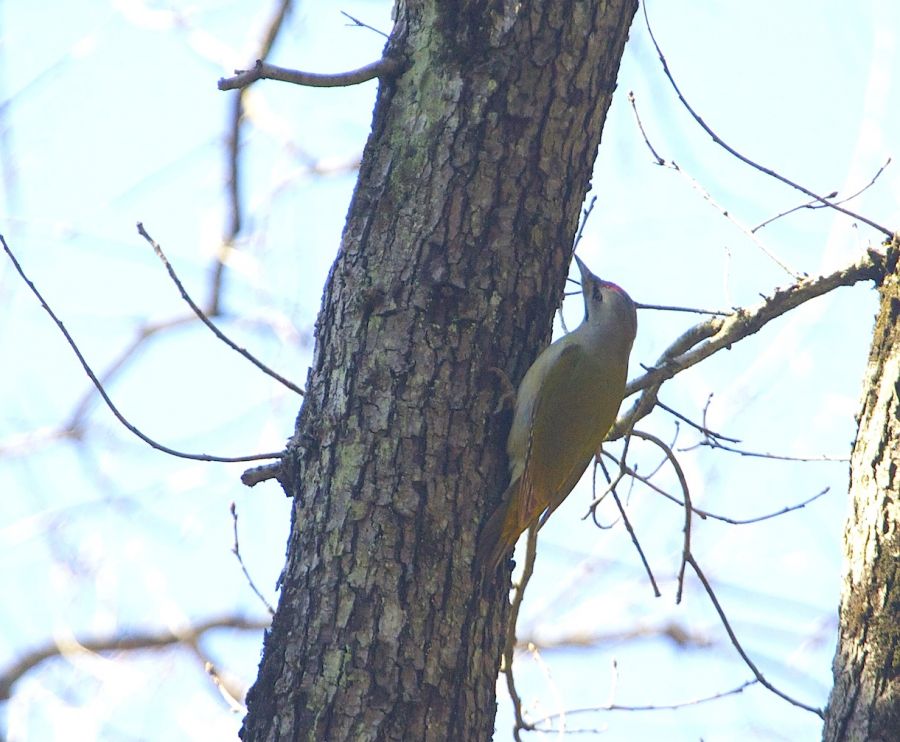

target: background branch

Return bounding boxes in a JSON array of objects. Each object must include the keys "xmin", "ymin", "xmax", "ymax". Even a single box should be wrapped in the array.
[{"xmin": 0, "ymin": 615, "xmax": 270, "ymax": 702}]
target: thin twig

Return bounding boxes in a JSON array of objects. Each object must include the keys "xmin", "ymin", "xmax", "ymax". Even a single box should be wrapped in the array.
[
  {"xmin": 340, "ymin": 10, "xmax": 389, "ymax": 38},
  {"xmin": 687, "ymin": 554, "xmax": 824, "ymax": 717},
  {"xmin": 676, "ymin": 393, "xmax": 847, "ymax": 461},
  {"xmin": 600, "ymin": 452, "xmax": 704, "ymax": 519},
  {"xmin": 230, "ymin": 503, "xmax": 276, "ymax": 615},
  {"xmin": 584, "ymin": 435, "xmax": 660, "ymax": 596},
  {"xmin": 215, "ymin": 77, "xmax": 242, "ymax": 312},
  {"xmin": 615, "ymin": 247, "xmax": 889, "ymax": 434},
  {"xmin": 213, "ymin": 0, "xmax": 294, "ymax": 311},
  {"xmin": 605, "ymin": 450, "xmax": 830, "ymax": 526},
  {"xmin": 0, "ymin": 615, "xmax": 269, "ymax": 701},
  {"xmin": 525, "ymin": 641, "xmax": 567, "ymax": 734},
  {"xmin": 586, "ymin": 463, "xmax": 624, "ymax": 524},
  {"xmin": 826, "ymin": 157, "xmax": 891, "ymax": 205},
  {"xmin": 686, "ymin": 439, "xmax": 849, "ymax": 463},
  {"xmin": 631, "ymin": 430, "xmax": 692, "ymax": 603},
  {"xmin": 137, "ymin": 223, "xmax": 304, "ymax": 396},
  {"xmin": 628, "ymin": 90, "xmax": 664, "ymax": 164},
  {"xmin": 628, "ymin": 90, "xmax": 801, "ymax": 279},
  {"xmin": 609, "ymin": 486, "xmax": 660, "ymax": 598},
  {"xmin": 656, "ymin": 397, "xmax": 741, "ymax": 444},
  {"xmin": 561, "ymin": 199, "xmax": 599, "ymax": 333},
  {"xmin": 518, "ymin": 621, "xmax": 714, "ymax": 652},
  {"xmin": 697, "ymin": 488, "xmax": 831, "ymax": 526},
  {"xmin": 65, "ymin": 315, "xmax": 198, "ymax": 429},
  {"xmin": 642, "ymin": 4, "xmax": 893, "ymax": 239},
  {"xmin": 573, "ymin": 196, "xmax": 597, "ymax": 252},
  {"xmin": 586, "ymin": 456, "xmax": 623, "ymax": 530},
  {"xmin": 257, "ymin": 0, "xmax": 294, "ymax": 56},
  {"xmin": 642, "ymin": 423, "xmax": 681, "ymax": 480},
  {"xmin": 606, "ymin": 659, "xmax": 619, "ymax": 707},
  {"xmin": 204, "ymin": 660, "xmax": 246, "ymax": 713},
  {"xmin": 1, "ymin": 233, "xmax": 282, "ymax": 464},
  {"xmin": 182, "ymin": 635, "xmax": 247, "ymax": 712},
  {"xmin": 532, "ymin": 680, "xmax": 757, "ymax": 727},
  {"xmin": 218, "ymin": 57, "xmax": 402, "ymax": 91},
  {"xmin": 503, "ymin": 523, "xmax": 539, "ymax": 740},
  {"xmin": 636, "ymin": 301, "xmax": 731, "ymax": 316},
  {"xmin": 752, "ymin": 194, "xmax": 834, "ymax": 234},
  {"xmin": 753, "ymin": 158, "xmax": 891, "ymax": 233}
]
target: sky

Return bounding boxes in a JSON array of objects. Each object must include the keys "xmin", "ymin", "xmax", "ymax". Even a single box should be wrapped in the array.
[{"xmin": 1, "ymin": 1, "xmax": 898, "ymax": 740}]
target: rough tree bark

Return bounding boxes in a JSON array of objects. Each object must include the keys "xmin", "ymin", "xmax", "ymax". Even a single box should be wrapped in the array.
[
  {"xmin": 240, "ymin": 1, "xmax": 638, "ymax": 740},
  {"xmin": 823, "ymin": 241, "xmax": 900, "ymax": 742}
]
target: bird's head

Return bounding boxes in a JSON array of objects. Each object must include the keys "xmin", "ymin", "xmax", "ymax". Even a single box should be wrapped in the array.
[{"xmin": 573, "ymin": 254, "xmax": 637, "ymax": 348}]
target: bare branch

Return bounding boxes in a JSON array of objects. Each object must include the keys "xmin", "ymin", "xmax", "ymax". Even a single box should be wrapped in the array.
[
  {"xmin": 241, "ymin": 461, "xmax": 285, "ymax": 487},
  {"xmin": 204, "ymin": 660, "xmax": 247, "ymax": 713},
  {"xmin": 664, "ymin": 395, "xmax": 847, "ymax": 461},
  {"xmin": 257, "ymin": 0, "xmax": 294, "ymax": 57},
  {"xmin": 607, "ymin": 449, "xmax": 831, "ymax": 526},
  {"xmin": 753, "ymin": 194, "xmax": 834, "ymax": 235},
  {"xmin": 687, "ymin": 438, "xmax": 849, "ymax": 463},
  {"xmin": 523, "ymin": 642, "xmax": 567, "ymax": 732},
  {"xmin": 642, "ymin": 423, "xmax": 681, "ymax": 479},
  {"xmin": 616, "ymin": 247, "xmax": 890, "ymax": 435},
  {"xmin": 573, "ymin": 196, "xmax": 597, "ymax": 251},
  {"xmin": 687, "ymin": 554, "xmax": 824, "ymax": 717},
  {"xmin": 628, "ymin": 91, "xmax": 801, "ymax": 279},
  {"xmin": 218, "ymin": 57, "xmax": 402, "ymax": 91},
  {"xmin": 531, "ymin": 680, "xmax": 757, "ymax": 730},
  {"xmin": 519, "ymin": 621, "xmax": 714, "ymax": 652},
  {"xmin": 607, "ymin": 480, "xmax": 661, "ymax": 598},
  {"xmin": 585, "ymin": 446, "xmax": 628, "ymax": 517},
  {"xmin": 560, "ymin": 198, "xmax": 600, "ymax": 333},
  {"xmin": 504, "ymin": 525, "xmax": 539, "ymax": 740},
  {"xmin": 231, "ymin": 502, "xmax": 276, "ymax": 616},
  {"xmin": 340, "ymin": 10, "xmax": 389, "ymax": 38},
  {"xmin": 1, "ymin": 233, "xmax": 283, "ymax": 464},
  {"xmin": 137, "ymin": 223, "xmax": 304, "ymax": 396},
  {"xmin": 599, "ymin": 451, "xmax": 704, "ymax": 520},
  {"xmin": 0, "ymin": 615, "xmax": 270, "ymax": 702},
  {"xmin": 216, "ymin": 87, "xmax": 242, "ymax": 312},
  {"xmin": 65, "ymin": 314, "xmax": 198, "ymax": 430},
  {"xmin": 642, "ymin": 4, "xmax": 893, "ymax": 239},
  {"xmin": 826, "ymin": 157, "xmax": 891, "ymax": 205},
  {"xmin": 656, "ymin": 398, "xmax": 741, "ymax": 444},
  {"xmin": 753, "ymin": 158, "xmax": 891, "ymax": 233},
  {"xmin": 213, "ymin": 0, "xmax": 295, "ymax": 312},
  {"xmin": 631, "ymin": 430, "xmax": 692, "ymax": 603},
  {"xmin": 584, "ymin": 437, "xmax": 661, "ymax": 597},
  {"xmin": 627, "ymin": 89, "xmax": 664, "ymax": 165},
  {"xmin": 636, "ymin": 301, "xmax": 730, "ymax": 316},
  {"xmin": 699, "ymin": 487, "xmax": 831, "ymax": 526},
  {"xmin": 181, "ymin": 635, "xmax": 248, "ymax": 712}
]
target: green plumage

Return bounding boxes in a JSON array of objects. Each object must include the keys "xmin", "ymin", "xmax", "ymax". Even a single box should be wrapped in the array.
[{"xmin": 476, "ymin": 256, "xmax": 636, "ymax": 576}]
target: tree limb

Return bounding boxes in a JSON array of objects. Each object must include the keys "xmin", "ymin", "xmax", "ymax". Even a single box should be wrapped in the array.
[
  {"xmin": 218, "ymin": 57, "xmax": 403, "ymax": 91},
  {"xmin": 0, "ymin": 615, "xmax": 270, "ymax": 701},
  {"xmin": 614, "ymin": 245, "xmax": 894, "ymax": 436}
]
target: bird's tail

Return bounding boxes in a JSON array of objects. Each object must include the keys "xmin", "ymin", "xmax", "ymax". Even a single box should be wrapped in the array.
[{"xmin": 474, "ymin": 478, "xmax": 521, "ymax": 577}]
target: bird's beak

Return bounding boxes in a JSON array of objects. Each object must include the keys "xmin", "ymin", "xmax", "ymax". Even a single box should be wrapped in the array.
[{"xmin": 573, "ymin": 254, "xmax": 598, "ymax": 284}]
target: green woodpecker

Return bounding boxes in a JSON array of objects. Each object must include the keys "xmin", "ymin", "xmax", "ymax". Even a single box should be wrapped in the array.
[{"xmin": 476, "ymin": 255, "xmax": 637, "ymax": 574}]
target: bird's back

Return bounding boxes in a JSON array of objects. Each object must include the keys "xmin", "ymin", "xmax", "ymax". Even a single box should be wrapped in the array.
[{"xmin": 517, "ymin": 337, "xmax": 627, "ymax": 529}]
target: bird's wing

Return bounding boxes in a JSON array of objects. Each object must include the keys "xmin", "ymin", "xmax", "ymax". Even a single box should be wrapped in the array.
[{"xmin": 515, "ymin": 342, "xmax": 597, "ymax": 534}]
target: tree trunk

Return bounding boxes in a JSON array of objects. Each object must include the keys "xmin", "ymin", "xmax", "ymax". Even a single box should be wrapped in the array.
[
  {"xmin": 823, "ymin": 243, "xmax": 900, "ymax": 742},
  {"xmin": 240, "ymin": 2, "xmax": 638, "ymax": 739}
]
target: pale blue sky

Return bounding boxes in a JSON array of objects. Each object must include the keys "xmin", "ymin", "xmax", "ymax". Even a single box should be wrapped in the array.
[{"xmin": 1, "ymin": 1, "xmax": 897, "ymax": 740}]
